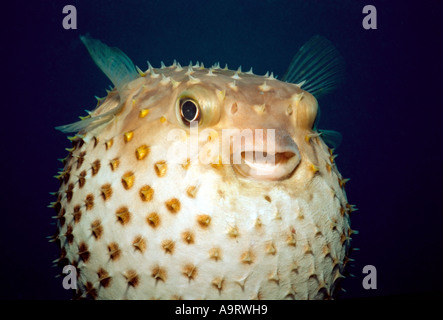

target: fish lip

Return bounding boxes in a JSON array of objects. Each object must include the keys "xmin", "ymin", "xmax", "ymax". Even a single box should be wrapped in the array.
[{"xmin": 231, "ymin": 147, "xmax": 301, "ymax": 181}]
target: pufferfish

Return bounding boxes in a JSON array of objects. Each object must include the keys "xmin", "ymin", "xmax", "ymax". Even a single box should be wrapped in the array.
[{"xmin": 51, "ymin": 35, "xmax": 355, "ymax": 300}]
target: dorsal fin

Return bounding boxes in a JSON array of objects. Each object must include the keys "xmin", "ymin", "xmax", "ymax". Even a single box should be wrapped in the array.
[
  {"xmin": 80, "ymin": 34, "xmax": 138, "ymax": 92},
  {"xmin": 282, "ymin": 35, "xmax": 345, "ymax": 98},
  {"xmin": 56, "ymin": 35, "xmax": 136, "ymax": 133}
]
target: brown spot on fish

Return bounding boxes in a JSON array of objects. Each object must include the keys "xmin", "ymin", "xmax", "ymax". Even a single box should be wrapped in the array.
[
  {"xmin": 78, "ymin": 170, "xmax": 86, "ymax": 188},
  {"xmin": 287, "ymin": 229, "xmax": 297, "ymax": 247},
  {"xmin": 91, "ymin": 219, "xmax": 103, "ymax": 240},
  {"xmin": 197, "ymin": 214, "xmax": 211, "ymax": 228},
  {"xmin": 161, "ymin": 239, "xmax": 175, "ymax": 254},
  {"xmin": 85, "ymin": 282, "xmax": 97, "ymax": 299},
  {"xmin": 182, "ymin": 264, "xmax": 197, "ymax": 280},
  {"xmin": 65, "ymin": 225, "xmax": 74, "ymax": 244},
  {"xmin": 186, "ymin": 186, "xmax": 198, "ymax": 198},
  {"xmin": 78, "ymin": 242, "xmax": 90, "ymax": 262},
  {"xmin": 266, "ymin": 242, "xmax": 277, "ymax": 255},
  {"xmin": 73, "ymin": 205, "xmax": 82, "ymax": 223},
  {"xmin": 264, "ymin": 195, "xmax": 271, "ymax": 202},
  {"xmin": 155, "ymin": 161, "xmax": 167, "ymax": 177},
  {"xmin": 77, "ymin": 151, "xmax": 86, "ymax": 169},
  {"xmin": 136, "ymin": 144, "xmax": 150, "ymax": 160},
  {"xmin": 227, "ymin": 225, "xmax": 239, "ymax": 238},
  {"xmin": 93, "ymin": 136, "xmax": 99, "ymax": 148},
  {"xmin": 209, "ymin": 247, "xmax": 222, "ymax": 261},
  {"xmin": 181, "ymin": 230, "xmax": 195, "ymax": 244},
  {"xmin": 133, "ymin": 236, "xmax": 147, "ymax": 253},
  {"xmin": 151, "ymin": 266, "xmax": 167, "ymax": 282},
  {"xmin": 100, "ymin": 183, "xmax": 112, "ymax": 200},
  {"xmin": 165, "ymin": 198, "xmax": 180, "ymax": 213},
  {"xmin": 108, "ymin": 242, "xmax": 121, "ymax": 261},
  {"xmin": 97, "ymin": 268, "xmax": 111, "ymax": 288},
  {"xmin": 121, "ymin": 171, "xmax": 135, "ymax": 190},
  {"xmin": 240, "ymin": 250, "xmax": 254, "ymax": 264},
  {"xmin": 91, "ymin": 160, "xmax": 101, "ymax": 176},
  {"xmin": 66, "ymin": 183, "xmax": 74, "ymax": 203},
  {"xmin": 146, "ymin": 212, "xmax": 160, "ymax": 228},
  {"xmin": 85, "ymin": 194, "xmax": 94, "ymax": 210},
  {"xmin": 116, "ymin": 206, "xmax": 131, "ymax": 225},
  {"xmin": 139, "ymin": 185, "xmax": 154, "ymax": 202},
  {"xmin": 212, "ymin": 277, "xmax": 224, "ymax": 293},
  {"xmin": 124, "ymin": 270, "xmax": 139, "ymax": 287},
  {"xmin": 110, "ymin": 158, "xmax": 120, "ymax": 171}
]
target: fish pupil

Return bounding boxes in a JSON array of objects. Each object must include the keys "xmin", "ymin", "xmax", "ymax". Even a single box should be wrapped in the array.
[{"xmin": 181, "ymin": 100, "xmax": 198, "ymax": 122}]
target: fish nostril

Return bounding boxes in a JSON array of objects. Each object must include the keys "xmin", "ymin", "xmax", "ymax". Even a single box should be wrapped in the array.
[{"xmin": 230, "ymin": 103, "xmax": 238, "ymax": 115}]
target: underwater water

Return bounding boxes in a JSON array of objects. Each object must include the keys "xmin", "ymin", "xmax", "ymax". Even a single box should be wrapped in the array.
[{"xmin": 1, "ymin": 0, "xmax": 441, "ymax": 300}]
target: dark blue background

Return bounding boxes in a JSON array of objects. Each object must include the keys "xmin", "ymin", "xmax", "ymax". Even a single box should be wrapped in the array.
[{"xmin": 1, "ymin": 0, "xmax": 441, "ymax": 299}]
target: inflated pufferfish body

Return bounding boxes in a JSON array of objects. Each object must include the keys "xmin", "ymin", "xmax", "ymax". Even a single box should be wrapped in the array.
[{"xmin": 52, "ymin": 35, "xmax": 354, "ymax": 300}]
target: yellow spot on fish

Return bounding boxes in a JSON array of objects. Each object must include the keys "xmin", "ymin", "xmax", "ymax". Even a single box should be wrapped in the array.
[
  {"xmin": 216, "ymin": 89, "xmax": 225, "ymax": 102},
  {"xmin": 181, "ymin": 230, "xmax": 195, "ymax": 244},
  {"xmin": 121, "ymin": 171, "xmax": 135, "ymax": 190},
  {"xmin": 139, "ymin": 109, "xmax": 149, "ymax": 118},
  {"xmin": 151, "ymin": 266, "xmax": 167, "ymax": 282},
  {"xmin": 240, "ymin": 250, "xmax": 254, "ymax": 264},
  {"xmin": 133, "ymin": 236, "xmax": 147, "ymax": 253},
  {"xmin": 182, "ymin": 158, "xmax": 191, "ymax": 170},
  {"xmin": 136, "ymin": 144, "xmax": 150, "ymax": 160},
  {"xmin": 139, "ymin": 185, "xmax": 154, "ymax": 202},
  {"xmin": 197, "ymin": 214, "xmax": 211, "ymax": 228},
  {"xmin": 227, "ymin": 225, "xmax": 240, "ymax": 238},
  {"xmin": 100, "ymin": 183, "xmax": 112, "ymax": 200},
  {"xmin": 160, "ymin": 116, "xmax": 167, "ymax": 123},
  {"xmin": 186, "ymin": 186, "xmax": 198, "ymax": 198},
  {"xmin": 146, "ymin": 212, "xmax": 160, "ymax": 228},
  {"xmin": 161, "ymin": 239, "xmax": 175, "ymax": 254},
  {"xmin": 105, "ymin": 139, "xmax": 113, "ymax": 150},
  {"xmin": 182, "ymin": 264, "xmax": 197, "ymax": 280},
  {"xmin": 110, "ymin": 158, "xmax": 120, "ymax": 171},
  {"xmin": 266, "ymin": 242, "xmax": 277, "ymax": 255},
  {"xmin": 309, "ymin": 163, "xmax": 319, "ymax": 174},
  {"xmin": 165, "ymin": 198, "xmax": 180, "ymax": 213},
  {"xmin": 155, "ymin": 161, "xmax": 167, "ymax": 177},
  {"xmin": 116, "ymin": 207, "xmax": 131, "ymax": 225},
  {"xmin": 124, "ymin": 131, "xmax": 133, "ymax": 143},
  {"xmin": 212, "ymin": 277, "xmax": 224, "ymax": 292},
  {"xmin": 209, "ymin": 247, "xmax": 222, "ymax": 261}
]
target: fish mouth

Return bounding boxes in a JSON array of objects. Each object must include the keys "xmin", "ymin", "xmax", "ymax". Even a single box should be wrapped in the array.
[{"xmin": 232, "ymin": 149, "xmax": 300, "ymax": 181}]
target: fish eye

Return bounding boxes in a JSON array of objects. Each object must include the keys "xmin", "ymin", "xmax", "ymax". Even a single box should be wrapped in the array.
[{"xmin": 180, "ymin": 99, "xmax": 201, "ymax": 125}]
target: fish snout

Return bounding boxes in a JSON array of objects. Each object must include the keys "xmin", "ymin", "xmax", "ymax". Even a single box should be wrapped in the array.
[{"xmin": 230, "ymin": 129, "xmax": 300, "ymax": 181}]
